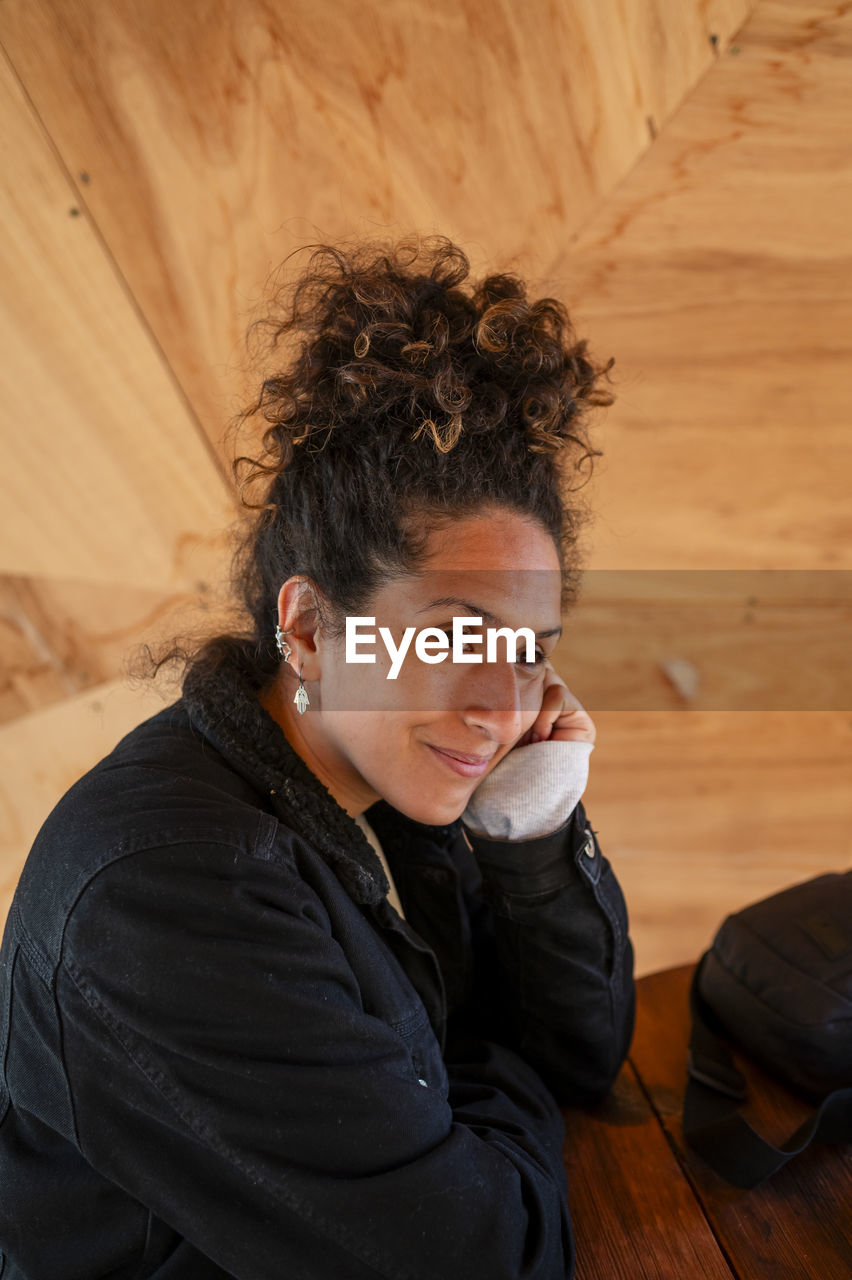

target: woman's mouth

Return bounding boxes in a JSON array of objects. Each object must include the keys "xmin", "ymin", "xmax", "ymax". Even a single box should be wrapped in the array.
[{"xmin": 426, "ymin": 744, "xmax": 494, "ymax": 778}]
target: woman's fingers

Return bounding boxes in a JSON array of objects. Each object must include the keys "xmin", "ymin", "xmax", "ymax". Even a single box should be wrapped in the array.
[{"xmin": 527, "ymin": 663, "xmax": 596, "ymax": 745}]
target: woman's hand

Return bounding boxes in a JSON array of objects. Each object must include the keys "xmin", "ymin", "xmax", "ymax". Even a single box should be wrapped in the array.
[
  {"xmin": 461, "ymin": 659, "xmax": 595, "ymax": 840},
  {"xmin": 515, "ymin": 660, "xmax": 596, "ymax": 747}
]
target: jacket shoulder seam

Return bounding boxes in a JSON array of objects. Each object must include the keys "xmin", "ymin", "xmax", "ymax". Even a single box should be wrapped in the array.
[{"xmin": 30, "ymin": 831, "xmax": 295, "ymax": 989}]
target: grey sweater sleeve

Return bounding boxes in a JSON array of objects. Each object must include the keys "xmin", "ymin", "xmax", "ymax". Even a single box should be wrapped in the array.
[{"xmin": 461, "ymin": 739, "xmax": 594, "ymax": 840}]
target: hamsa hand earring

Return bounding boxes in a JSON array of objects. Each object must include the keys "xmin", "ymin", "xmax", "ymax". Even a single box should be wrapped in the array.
[{"xmin": 294, "ymin": 666, "xmax": 310, "ymax": 715}]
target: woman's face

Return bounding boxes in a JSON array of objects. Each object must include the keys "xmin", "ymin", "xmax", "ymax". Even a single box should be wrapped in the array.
[{"xmin": 265, "ymin": 508, "xmax": 564, "ymax": 825}]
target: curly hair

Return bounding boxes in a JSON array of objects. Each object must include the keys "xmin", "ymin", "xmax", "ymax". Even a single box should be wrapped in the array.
[{"xmin": 138, "ymin": 234, "xmax": 615, "ymax": 691}]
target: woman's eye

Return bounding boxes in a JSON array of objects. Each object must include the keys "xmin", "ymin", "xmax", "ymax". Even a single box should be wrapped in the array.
[
  {"xmin": 517, "ymin": 648, "xmax": 546, "ymax": 670},
  {"xmin": 439, "ymin": 626, "xmax": 478, "ymax": 653},
  {"xmin": 435, "ymin": 627, "xmax": 545, "ymax": 666}
]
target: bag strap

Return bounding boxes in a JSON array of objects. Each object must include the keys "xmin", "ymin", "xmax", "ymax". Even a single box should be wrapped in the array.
[{"xmin": 683, "ymin": 955, "xmax": 852, "ymax": 1188}]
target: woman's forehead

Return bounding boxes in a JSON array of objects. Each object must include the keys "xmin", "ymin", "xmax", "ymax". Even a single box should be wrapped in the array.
[
  {"xmin": 376, "ymin": 568, "xmax": 564, "ymax": 635},
  {"xmin": 421, "ymin": 508, "xmax": 561, "ymax": 570}
]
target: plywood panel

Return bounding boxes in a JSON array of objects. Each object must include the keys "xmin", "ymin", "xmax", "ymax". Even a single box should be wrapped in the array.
[
  {"xmin": 583, "ymin": 710, "xmax": 852, "ymax": 976},
  {"xmin": 0, "ymin": 0, "xmax": 752, "ymax": 463},
  {"xmin": 553, "ymin": 569, "xmax": 852, "ymax": 712},
  {"xmin": 0, "ymin": 49, "xmax": 234, "ymax": 588},
  {"xmin": 549, "ymin": 1, "xmax": 852, "ymax": 570},
  {"xmin": 546, "ymin": 0, "xmax": 852, "ymax": 974},
  {"xmin": 0, "ymin": 567, "xmax": 235, "ymax": 724}
]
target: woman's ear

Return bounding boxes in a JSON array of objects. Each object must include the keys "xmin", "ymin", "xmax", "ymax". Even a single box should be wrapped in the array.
[{"xmin": 275, "ymin": 577, "xmax": 325, "ymax": 680}]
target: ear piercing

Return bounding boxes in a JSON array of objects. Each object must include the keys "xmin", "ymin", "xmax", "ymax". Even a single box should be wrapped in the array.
[
  {"xmin": 293, "ymin": 667, "xmax": 310, "ymax": 715},
  {"xmin": 274, "ymin": 623, "xmax": 291, "ymax": 661},
  {"xmin": 275, "ymin": 622, "xmax": 310, "ymax": 714}
]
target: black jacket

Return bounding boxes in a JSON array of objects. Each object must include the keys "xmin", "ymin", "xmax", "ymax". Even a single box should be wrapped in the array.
[{"xmin": 0, "ymin": 650, "xmax": 634, "ymax": 1279}]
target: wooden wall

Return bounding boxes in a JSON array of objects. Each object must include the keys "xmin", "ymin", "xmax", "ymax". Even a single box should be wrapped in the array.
[
  {"xmin": 4, "ymin": 0, "xmax": 849, "ymax": 976},
  {"xmin": 554, "ymin": 0, "xmax": 852, "ymax": 970}
]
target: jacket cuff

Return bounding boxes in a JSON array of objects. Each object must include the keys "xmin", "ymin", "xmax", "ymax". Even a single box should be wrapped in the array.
[{"xmin": 462, "ymin": 802, "xmax": 600, "ymax": 896}]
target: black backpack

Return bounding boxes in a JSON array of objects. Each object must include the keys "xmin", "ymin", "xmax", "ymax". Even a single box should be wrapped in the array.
[{"xmin": 684, "ymin": 871, "xmax": 852, "ymax": 1188}]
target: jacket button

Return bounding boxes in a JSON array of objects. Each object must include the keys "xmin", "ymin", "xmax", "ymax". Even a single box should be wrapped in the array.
[
  {"xmin": 417, "ymin": 1078, "xmax": 429, "ymax": 1087},
  {"xmin": 582, "ymin": 831, "xmax": 595, "ymax": 858}
]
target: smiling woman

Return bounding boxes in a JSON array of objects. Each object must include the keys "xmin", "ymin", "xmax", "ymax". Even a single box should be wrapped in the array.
[
  {"xmin": 257, "ymin": 507, "xmax": 582, "ymax": 826},
  {"xmin": 0, "ymin": 235, "xmax": 633, "ymax": 1280}
]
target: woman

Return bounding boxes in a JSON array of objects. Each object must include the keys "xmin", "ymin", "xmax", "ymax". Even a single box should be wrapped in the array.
[{"xmin": 0, "ymin": 236, "xmax": 634, "ymax": 1279}]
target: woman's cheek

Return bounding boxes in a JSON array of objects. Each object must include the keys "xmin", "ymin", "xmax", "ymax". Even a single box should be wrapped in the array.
[{"xmin": 520, "ymin": 670, "xmax": 545, "ymax": 711}]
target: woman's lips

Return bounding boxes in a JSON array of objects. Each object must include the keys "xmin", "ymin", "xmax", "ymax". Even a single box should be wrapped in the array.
[{"xmin": 426, "ymin": 744, "xmax": 494, "ymax": 778}]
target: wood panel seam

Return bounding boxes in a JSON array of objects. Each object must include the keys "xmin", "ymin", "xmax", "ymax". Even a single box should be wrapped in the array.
[{"xmin": 0, "ymin": 36, "xmax": 232, "ymax": 497}]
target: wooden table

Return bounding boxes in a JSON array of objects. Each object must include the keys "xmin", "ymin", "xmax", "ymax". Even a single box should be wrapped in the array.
[{"xmin": 561, "ymin": 964, "xmax": 852, "ymax": 1279}]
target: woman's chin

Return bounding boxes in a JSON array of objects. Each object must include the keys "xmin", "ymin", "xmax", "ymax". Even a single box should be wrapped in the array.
[{"xmin": 390, "ymin": 787, "xmax": 471, "ymax": 828}]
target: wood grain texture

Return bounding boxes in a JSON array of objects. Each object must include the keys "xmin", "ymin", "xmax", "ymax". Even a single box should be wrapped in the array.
[
  {"xmin": 561, "ymin": 1060, "xmax": 735, "ymax": 1279},
  {"xmin": 0, "ymin": 567, "xmax": 237, "ymax": 724},
  {"xmin": 552, "ymin": 569, "xmax": 852, "ymax": 711},
  {"xmin": 0, "ymin": 0, "xmax": 751, "ymax": 461},
  {"xmin": 541, "ymin": 0, "xmax": 852, "ymax": 976},
  {"xmin": 631, "ymin": 965, "xmax": 852, "ymax": 1280},
  {"xmin": 549, "ymin": 1, "xmax": 852, "ymax": 572},
  {"xmin": 583, "ymin": 711, "xmax": 852, "ymax": 976},
  {"xmin": 0, "ymin": 47, "xmax": 234, "ymax": 589}
]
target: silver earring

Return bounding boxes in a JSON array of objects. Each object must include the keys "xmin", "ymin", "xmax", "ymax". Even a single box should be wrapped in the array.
[
  {"xmin": 294, "ymin": 665, "xmax": 310, "ymax": 715},
  {"xmin": 275, "ymin": 623, "xmax": 291, "ymax": 662}
]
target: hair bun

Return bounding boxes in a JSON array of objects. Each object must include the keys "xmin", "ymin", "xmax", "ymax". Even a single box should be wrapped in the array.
[{"xmin": 232, "ymin": 233, "xmax": 614, "ymax": 491}]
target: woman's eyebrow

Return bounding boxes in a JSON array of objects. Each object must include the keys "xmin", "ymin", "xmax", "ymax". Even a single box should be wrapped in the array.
[{"xmin": 417, "ymin": 596, "xmax": 562, "ymax": 640}]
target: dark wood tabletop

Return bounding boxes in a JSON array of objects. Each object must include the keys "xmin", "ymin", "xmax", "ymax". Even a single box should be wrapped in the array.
[{"xmin": 561, "ymin": 964, "xmax": 852, "ymax": 1279}]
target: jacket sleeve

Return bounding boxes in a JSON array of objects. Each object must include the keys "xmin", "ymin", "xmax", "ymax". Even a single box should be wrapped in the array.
[
  {"xmin": 57, "ymin": 841, "xmax": 574, "ymax": 1280},
  {"xmin": 452, "ymin": 800, "xmax": 635, "ymax": 1105}
]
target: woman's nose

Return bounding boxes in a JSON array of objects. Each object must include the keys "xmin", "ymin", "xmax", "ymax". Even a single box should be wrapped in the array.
[{"xmin": 459, "ymin": 661, "xmax": 523, "ymax": 743}]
